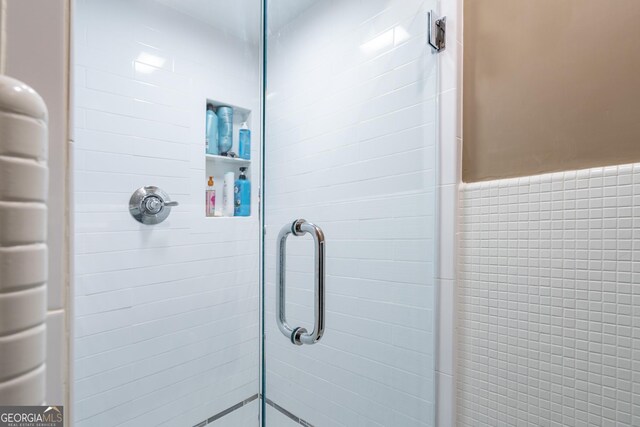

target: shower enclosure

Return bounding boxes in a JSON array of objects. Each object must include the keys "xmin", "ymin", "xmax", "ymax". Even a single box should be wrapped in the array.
[{"xmin": 72, "ymin": 0, "xmax": 439, "ymax": 425}]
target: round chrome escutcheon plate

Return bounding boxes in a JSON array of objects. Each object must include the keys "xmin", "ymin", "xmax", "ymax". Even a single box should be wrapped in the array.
[{"xmin": 129, "ymin": 186, "xmax": 178, "ymax": 225}]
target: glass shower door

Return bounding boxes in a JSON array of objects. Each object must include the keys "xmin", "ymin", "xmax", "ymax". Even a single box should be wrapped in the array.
[{"xmin": 263, "ymin": 1, "xmax": 439, "ymax": 425}]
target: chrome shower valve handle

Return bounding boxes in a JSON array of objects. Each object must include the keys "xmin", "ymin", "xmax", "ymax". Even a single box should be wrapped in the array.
[{"xmin": 129, "ymin": 186, "xmax": 179, "ymax": 225}]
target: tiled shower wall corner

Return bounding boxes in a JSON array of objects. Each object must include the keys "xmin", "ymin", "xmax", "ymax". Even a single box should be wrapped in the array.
[
  {"xmin": 435, "ymin": 0, "xmax": 463, "ymax": 424},
  {"xmin": 458, "ymin": 164, "xmax": 640, "ymax": 426},
  {"xmin": 73, "ymin": 1, "xmax": 260, "ymax": 425},
  {"xmin": 264, "ymin": 0, "xmax": 438, "ymax": 425}
]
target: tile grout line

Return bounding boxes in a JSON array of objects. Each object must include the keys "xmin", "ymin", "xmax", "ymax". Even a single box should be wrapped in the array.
[
  {"xmin": 265, "ymin": 397, "xmax": 316, "ymax": 427},
  {"xmin": 192, "ymin": 393, "xmax": 259, "ymax": 427}
]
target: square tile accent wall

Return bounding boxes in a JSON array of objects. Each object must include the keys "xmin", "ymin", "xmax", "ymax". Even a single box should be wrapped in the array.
[
  {"xmin": 73, "ymin": 1, "xmax": 260, "ymax": 425},
  {"xmin": 458, "ymin": 164, "xmax": 640, "ymax": 426}
]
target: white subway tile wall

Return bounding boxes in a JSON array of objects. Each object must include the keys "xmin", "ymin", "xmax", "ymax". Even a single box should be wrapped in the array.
[
  {"xmin": 458, "ymin": 164, "xmax": 640, "ymax": 427},
  {"xmin": 73, "ymin": 0, "xmax": 260, "ymax": 425},
  {"xmin": 264, "ymin": 1, "xmax": 438, "ymax": 426}
]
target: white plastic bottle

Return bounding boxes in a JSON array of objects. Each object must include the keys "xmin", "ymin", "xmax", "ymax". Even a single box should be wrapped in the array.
[{"xmin": 223, "ymin": 171, "xmax": 235, "ymax": 217}]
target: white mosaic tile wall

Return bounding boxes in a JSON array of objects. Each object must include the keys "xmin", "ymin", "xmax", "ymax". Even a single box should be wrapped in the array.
[{"xmin": 458, "ymin": 164, "xmax": 640, "ymax": 427}]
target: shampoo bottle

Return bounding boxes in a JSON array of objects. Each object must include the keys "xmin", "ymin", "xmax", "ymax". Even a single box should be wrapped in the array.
[
  {"xmin": 234, "ymin": 167, "xmax": 251, "ymax": 217},
  {"xmin": 206, "ymin": 176, "xmax": 216, "ymax": 217},
  {"xmin": 223, "ymin": 171, "xmax": 235, "ymax": 217},
  {"xmin": 238, "ymin": 122, "xmax": 251, "ymax": 160},
  {"xmin": 205, "ymin": 104, "xmax": 218, "ymax": 155},
  {"xmin": 217, "ymin": 106, "xmax": 233, "ymax": 155}
]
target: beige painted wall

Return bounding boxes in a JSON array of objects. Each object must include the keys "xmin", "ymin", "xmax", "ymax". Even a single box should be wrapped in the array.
[{"xmin": 463, "ymin": 0, "xmax": 640, "ymax": 182}]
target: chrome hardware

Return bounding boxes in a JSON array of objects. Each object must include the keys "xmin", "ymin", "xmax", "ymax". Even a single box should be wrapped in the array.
[
  {"xmin": 428, "ymin": 11, "xmax": 446, "ymax": 52},
  {"xmin": 276, "ymin": 219, "xmax": 326, "ymax": 346},
  {"xmin": 129, "ymin": 186, "xmax": 179, "ymax": 225}
]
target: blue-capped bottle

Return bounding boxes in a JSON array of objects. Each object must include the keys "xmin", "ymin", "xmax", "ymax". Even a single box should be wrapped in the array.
[
  {"xmin": 234, "ymin": 167, "xmax": 251, "ymax": 217},
  {"xmin": 205, "ymin": 104, "xmax": 218, "ymax": 155},
  {"xmin": 238, "ymin": 122, "xmax": 251, "ymax": 160}
]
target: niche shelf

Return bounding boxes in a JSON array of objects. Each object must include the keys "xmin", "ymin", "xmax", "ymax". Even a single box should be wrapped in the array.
[
  {"xmin": 204, "ymin": 99, "xmax": 253, "ymax": 218},
  {"xmin": 205, "ymin": 154, "xmax": 251, "ymax": 165}
]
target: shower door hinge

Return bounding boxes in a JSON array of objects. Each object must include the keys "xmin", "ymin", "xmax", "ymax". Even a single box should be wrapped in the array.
[{"xmin": 428, "ymin": 11, "xmax": 446, "ymax": 52}]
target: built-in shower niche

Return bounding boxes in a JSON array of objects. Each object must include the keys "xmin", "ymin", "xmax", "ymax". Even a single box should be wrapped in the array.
[{"xmin": 204, "ymin": 99, "xmax": 252, "ymax": 218}]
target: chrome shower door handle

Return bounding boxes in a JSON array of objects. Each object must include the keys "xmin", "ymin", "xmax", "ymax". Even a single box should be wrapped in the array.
[{"xmin": 276, "ymin": 219, "xmax": 326, "ymax": 346}]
